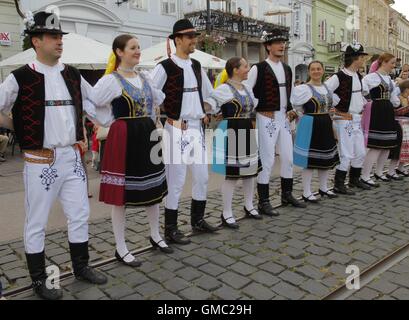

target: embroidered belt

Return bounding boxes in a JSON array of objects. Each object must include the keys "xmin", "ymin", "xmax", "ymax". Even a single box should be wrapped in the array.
[
  {"xmin": 45, "ymin": 100, "xmax": 74, "ymax": 107},
  {"xmin": 278, "ymin": 83, "xmax": 286, "ymax": 87},
  {"xmin": 183, "ymin": 87, "xmax": 199, "ymax": 93},
  {"xmin": 258, "ymin": 111, "xmax": 275, "ymax": 119},
  {"xmin": 24, "ymin": 148, "xmax": 54, "ymax": 164},
  {"xmin": 24, "ymin": 144, "xmax": 80, "ymax": 164},
  {"xmin": 167, "ymin": 118, "xmax": 205, "ymax": 130},
  {"xmin": 333, "ymin": 111, "xmax": 353, "ymax": 121}
]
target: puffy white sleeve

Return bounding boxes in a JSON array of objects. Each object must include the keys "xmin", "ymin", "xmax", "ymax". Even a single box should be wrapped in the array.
[
  {"xmin": 290, "ymin": 84, "xmax": 313, "ymax": 107},
  {"xmin": 391, "ymin": 81, "xmax": 401, "ymax": 108},
  {"xmin": 88, "ymin": 74, "xmax": 122, "ymax": 107},
  {"xmin": 362, "ymin": 73, "xmax": 380, "ymax": 96},
  {"xmin": 141, "ymin": 71, "xmax": 165, "ymax": 106},
  {"xmin": 324, "ymin": 75, "xmax": 340, "ymax": 107},
  {"xmin": 207, "ymin": 84, "xmax": 233, "ymax": 113},
  {"xmin": 150, "ymin": 64, "xmax": 167, "ymax": 90},
  {"xmin": 243, "ymin": 65, "xmax": 258, "ymax": 89},
  {"xmin": 246, "ymin": 84, "xmax": 258, "ymax": 110},
  {"xmin": 201, "ymin": 68, "xmax": 214, "ymax": 102},
  {"xmin": 0, "ymin": 74, "xmax": 19, "ymax": 114},
  {"xmin": 83, "ymin": 99, "xmax": 114, "ymax": 127}
]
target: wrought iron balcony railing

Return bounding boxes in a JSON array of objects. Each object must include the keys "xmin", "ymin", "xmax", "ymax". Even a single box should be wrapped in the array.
[
  {"xmin": 328, "ymin": 42, "xmax": 342, "ymax": 53},
  {"xmin": 185, "ymin": 10, "xmax": 288, "ymax": 40}
]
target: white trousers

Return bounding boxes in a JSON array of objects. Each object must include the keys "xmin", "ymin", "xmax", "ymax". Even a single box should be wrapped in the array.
[
  {"xmin": 163, "ymin": 120, "xmax": 208, "ymax": 210},
  {"xmin": 333, "ymin": 115, "xmax": 366, "ymax": 172},
  {"xmin": 23, "ymin": 146, "xmax": 89, "ymax": 253},
  {"xmin": 256, "ymin": 112, "xmax": 293, "ymax": 184}
]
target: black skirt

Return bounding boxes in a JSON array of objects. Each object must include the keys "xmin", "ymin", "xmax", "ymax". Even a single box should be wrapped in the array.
[
  {"xmin": 294, "ymin": 114, "xmax": 339, "ymax": 169},
  {"xmin": 100, "ymin": 117, "xmax": 168, "ymax": 207},
  {"xmin": 212, "ymin": 118, "xmax": 262, "ymax": 179},
  {"xmin": 367, "ymin": 100, "xmax": 398, "ymax": 149}
]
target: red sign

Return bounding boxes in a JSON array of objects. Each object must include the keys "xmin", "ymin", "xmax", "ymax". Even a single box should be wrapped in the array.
[{"xmin": 0, "ymin": 32, "xmax": 11, "ymax": 46}]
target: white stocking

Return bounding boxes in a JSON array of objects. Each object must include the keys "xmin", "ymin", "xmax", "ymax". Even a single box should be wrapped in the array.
[
  {"xmin": 111, "ymin": 205, "xmax": 135, "ymax": 263},
  {"xmin": 302, "ymin": 169, "xmax": 313, "ymax": 197},
  {"xmin": 221, "ymin": 179, "xmax": 237, "ymax": 222}
]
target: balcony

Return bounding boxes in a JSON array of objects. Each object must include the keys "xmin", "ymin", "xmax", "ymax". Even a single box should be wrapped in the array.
[
  {"xmin": 328, "ymin": 42, "xmax": 342, "ymax": 53},
  {"xmin": 185, "ymin": 10, "xmax": 288, "ymax": 42}
]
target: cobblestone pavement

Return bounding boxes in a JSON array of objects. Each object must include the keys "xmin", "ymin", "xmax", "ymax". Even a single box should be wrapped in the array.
[{"xmin": 2, "ymin": 173, "xmax": 409, "ymax": 300}]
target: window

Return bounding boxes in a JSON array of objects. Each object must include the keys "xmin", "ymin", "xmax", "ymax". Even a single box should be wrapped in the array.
[
  {"xmin": 278, "ymin": 14, "xmax": 287, "ymax": 26},
  {"xmin": 330, "ymin": 25, "xmax": 335, "ymax": 43},
  {"xmin": 340, "ymin": 28, "xmax": 345, "ymax": 42},
  {"xmin": 306, "ymin": 13, "xmax": 312, "ymax": 43},
  {"xmin": 130, "ymin": 0, "xmax": 146, "ymax": 10},
  {"xmin": 249, "ymin": 0, "xmax": 258, "ymax": 19},
  {"xmin": 161, "ymin": 0, "xmax": 176, "ymax": 15},
  {"xmin": 318, "ymin": 20, "xmax": 327, "ymax": 42}
]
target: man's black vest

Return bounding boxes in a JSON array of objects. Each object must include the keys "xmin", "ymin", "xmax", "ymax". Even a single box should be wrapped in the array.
[
  {"xmin": 333, "ymin": 70, "xmax": 363, "ymax": 113},
  {"xmin": 160, "ymin": 58, "xmax": 204, "ymax": 120},
  {"xmin": 11, "ymin": 64, "xmax": 84, "ymax": 150}
]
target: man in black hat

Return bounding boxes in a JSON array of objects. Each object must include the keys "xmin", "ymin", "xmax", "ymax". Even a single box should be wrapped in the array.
[
  {"xmin": 151, "ymin": 19, "xmax": 218, "ymax": 245},
  {"xmin": 0, "ymin": 11, "xmax": 108, "ymax": 300},
  {"xmin": 325, "ymin": 43, "xmax": 370, "ymax": 194},
  {"xmin": 244, "ymin": 28, "xmax": 306, "ymax": 217}
]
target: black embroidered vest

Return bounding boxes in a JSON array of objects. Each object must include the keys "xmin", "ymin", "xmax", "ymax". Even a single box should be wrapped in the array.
[
  {"xmin": 333, "ymin": 70, "xmax": 363, "ymax": 113},
  {"xmin": 160, "ymin": 58, "xmax": 204, "ymax": 120},
  {"xmin": 11, "ymin": 65, "xmax": 84, "ymax": 150},
  {"xmin": 253, "ymin": 60, "xmax": 293, "ymax": 112}
]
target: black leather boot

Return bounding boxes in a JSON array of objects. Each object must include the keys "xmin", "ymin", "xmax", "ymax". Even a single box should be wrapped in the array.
[
  {"xmin": 349, "ymin": 167, "xmax": 371, "ymax": 190},
  {"xmin": 334, "ymin": 169, "xmax": 355, "ymax": 195},
  {"xmin": 164, "ymin": 208, "xmax": 191, "ymax": 245},
  {"xmin": 69, "ymin": 242, "xmax": 107, "ymax": 285},
  {"xmin": 257, "ymin": 183, "xmax": 279, "ymax": 216},
  {"xmin": 191, "ymin": 199, "xmax": 218, "ymax": 233},
  {"xmin": 281, "ymin": 178, "xmax": 307, "ymax": 208},
  {"xmin": 26, "ymin": 251, "xmax": 63, "ymax": 300}
]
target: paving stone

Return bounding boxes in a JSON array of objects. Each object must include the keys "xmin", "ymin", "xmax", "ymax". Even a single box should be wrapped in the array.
[
  {"xmin": 151, "ymin": 292, "xmax": 182, "ymax": 300},
  {"xmin": 122, "ymin": 293, "xmax": 144, "ymax": 300},
  {"xmin": 300, "ymin": 279, "xmax": 330, "ymax": 297},
  {"xmin": 198, "ymin": 263, "xmax": 226, "ymax": 277},
  {"xmin": 135, "ymin": 281, "xmax": 164, "ymax": 298},
  {"xmin": 75, "ymin": 287, "xmax": 106, "ymax": 300},
  {"xmin": 175, "ymin": 267, "xmax": 202, "ymax": 282},
  {"xmin": 208, "ymin": 254, "xmax": 236, "ymax": 268},
  {"xmin": 259, "ymin": 262, "xmax": 285, "ymax": 275},
  {"xmin": 271, "ymin": 282, "xmax": 305, "ymax": 300},
  {"xmin": 282, "ymin": 246, "xmax": 306, "ymax": 259},
  {"xmin": 391, "ymin": 288, "xmax": 409, "ymax": 299},
  {"xmin": 276, "ymin": 256, "xmax": 304, "ymax": 268},
  {"xmin": 250, "ymin": 270, "xmax": 280, "ymax": 287},
  {"xmin": 104, "ymin": 283, "xmax": 135, "ymax": 300},
  {"xmin": 214, "ymin": 285, "xmax": 242, "ymax": 300},
  {"xmin": 183, "ymin": 255, "xmax": 208, "ymax": 268},
  {"xmin": 0, "ymin": 255, "xmax": 18, "ymax": 265},
  {"xmin": 179, "ymin": 286, "xmax": 212, "ymax": 300},
  {"xmin": 305, "ymin": 255, "xmax": 330, "ymax": 268},
  {"xmin": 162, "ymin": 277, "xmax": 190, "ymax": 293},
  {"xmin": 121, "ymin": 273, "xmax": 150, "ymax": 288},
  {"xmin": 327, "ymin": 252, "xmax": 352, "ymax": 265},
  {"xmin": 296, "ymin": 265, "xmax": 326, "ymax": 280},
  {"xmin": 196, "ymin": 275, "xmax": 222, "ymax": 291},
  {"xmin": 4, "ymin": 268, "xmax": 27, "ymax": 280},
  {"xmin": 242, "ymin": 283, "xmax": 275, "ymax": 300},
  {"xmin": 160, "ymin": 260, "xmax": 185, "ymax": 272},
  {"xmin": 305, "ymin": 246, "xmax": 331, "ymax": 256},
  {"xmin": 354, "ymin": 287, "xmax": 381, "ymax": 300},
  {"xmin": 148, "ymin": 269, "xmax": 175, "ymax": 283},
  {"xmin": 229, "ymin": 262, "xmax": 257, "ymax": 276},
  {"xmin": 368, "ymin": 279, "xmax": 398, "ymax": 295},
  {"xmin": 279, "ymin": 270, "xmax": 306, "ymax": 286},
  {"xmin": 218, "ymin": 271, "xmax": 251, "ymax": 290}
]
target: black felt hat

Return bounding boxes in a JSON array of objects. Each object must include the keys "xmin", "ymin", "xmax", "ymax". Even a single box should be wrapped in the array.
[
  {"xmin": 261, "ymin": 28, "xmax": 289, "ymax": 43},
  {"xmin": 24, "ymin": 11, "xmax": 68, "ymax": 35},
  {"xmin": 169, "ymin": 19, "xmax": 200, "ymax": 40},
  {"xmin": 343, "ymin": 43, "xmax": 368, "ymax": 57}
]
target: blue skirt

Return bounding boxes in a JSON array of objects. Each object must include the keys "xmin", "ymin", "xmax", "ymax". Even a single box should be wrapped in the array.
[
  {"xmin": 294, "ymin": 114, "xmax": 339, "ymax": 169},
  {"xmin": 212, "ymin": 118, "xmax": 262, "ymax": 179}
]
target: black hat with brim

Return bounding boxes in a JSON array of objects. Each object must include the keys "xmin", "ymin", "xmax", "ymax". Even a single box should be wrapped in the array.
[
  {"xmin": 262, "ymin": 28, "xmax": 289, "ymax": 44},
  {"xmin": 24, "ymin": 11, "xmax": 68, "ymax": 35},
  {"xmin": 344, "ymin": 43, "xmax": 368, "ymax": 57},
  {"xmin": 169, "ymin": 19, "xmax": 200, "ymax": 39}
]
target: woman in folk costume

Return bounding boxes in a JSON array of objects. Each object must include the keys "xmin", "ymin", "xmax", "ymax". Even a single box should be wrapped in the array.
[
  {"xmin": 360, "ymin": 53, "xmax": 401, "ymax": 187},
  {"xmin": 387, "ymin": 80, "xmax": 409, "ymax": 178},
  {"xmin": 90, "ymin": 35, "xmax": 171, "ymax": 267},
  {"xmin": 291, "ymin": 61, "xmax": 339, "ymax": 203},
  {"xmin": 208, "ymin": 57, "xmax": 262, "ymax": 229}
]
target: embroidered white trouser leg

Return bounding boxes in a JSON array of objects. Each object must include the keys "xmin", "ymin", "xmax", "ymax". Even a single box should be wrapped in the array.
[
  {"xmin": 163, "ymin": 120, "xmax": 208, "ymax": 210},
  {"xmin": 24, "ymin": 146, "xmax": 89, "ymax": 254},
  {"xmin": 334, "ymin": 115, "xmax": 366, "ymax": 172},
  {"xmin": 256, "ymin": 112, "xmax": 293, "ymax": 184}
]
